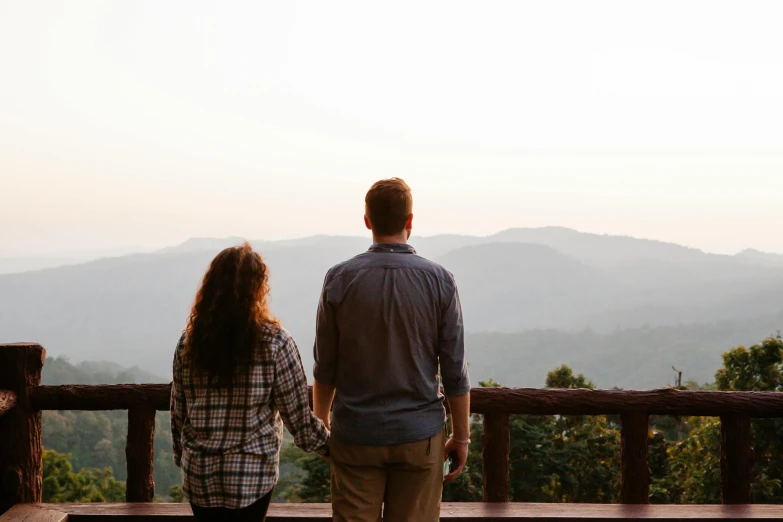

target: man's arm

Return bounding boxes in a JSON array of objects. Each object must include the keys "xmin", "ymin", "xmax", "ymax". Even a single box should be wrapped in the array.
[
  {"xmin": 444, "ymin": 392, "xmax": 471, "ymax": 482},
  {"xmin": 313, "ymin": 380, "xmax": 336, "ymax": 431},
  {"xmin": 313, "ymin": 272, "xmax": 338, "ymax": 429},
  {"xmin": 439, "ymin": 278, "xmax": 471, "ymax": 483}
]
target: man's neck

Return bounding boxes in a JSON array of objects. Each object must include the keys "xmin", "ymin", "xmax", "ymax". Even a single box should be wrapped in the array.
[{"xmin": 372, "ymin": 233, "xmax": 408, "ymax": 245}]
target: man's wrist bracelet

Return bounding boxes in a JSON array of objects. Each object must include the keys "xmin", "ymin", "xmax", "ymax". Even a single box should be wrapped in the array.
[{"xmin": 450, "ymin": 436, "xmax": 471, "ymax": 445}]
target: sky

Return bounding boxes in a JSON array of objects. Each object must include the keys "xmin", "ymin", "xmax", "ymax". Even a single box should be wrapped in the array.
[{"xmin": 2, "ymin": 0, "xmax": 783, "ymax": 255}]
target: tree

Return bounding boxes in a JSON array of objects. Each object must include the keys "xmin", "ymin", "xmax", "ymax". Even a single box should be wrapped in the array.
[
  {"xmin": 41, "ymin": 357, "xmax": 183, "ymax": 500},
  {"xmin": 278, "ymin": 445, "xmax": 331, "ymax": 503},
  {"xmin": 449, "ymin": 368, "xmax": 620, "ymax": 503},
  {"xmin": 715, "ymin": 335, "xmax": 783, "ymax": 502},
  {"xmin": 546, "ymin": 365, "xmax": 594, "ymax": 389},
  {"xmin": 540, "ymin": 365, "xmax": 619, "ymax": 503},
  {"xmin": 715, "ymin": 336, "xmax": 783, "ymax": 392},
  {"xmin": 42, "ymin": 449, "xmax": 126, "ymax": 503},
  {"xmin": 657, "ymin": 335, "xmax": 783, "ymax": 504},
  {"xmin": 660, "ymin": 416, "xmax": 722, "ymax": 503},
  {"xmin": 168, "ymin": 484, "xmax": 186, "ymax": 503}
]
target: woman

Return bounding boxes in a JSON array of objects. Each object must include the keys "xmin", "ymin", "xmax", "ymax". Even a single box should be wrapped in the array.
[{"xmin": 170, "ymin": 243, "xmax": 329, "ymax": 521}]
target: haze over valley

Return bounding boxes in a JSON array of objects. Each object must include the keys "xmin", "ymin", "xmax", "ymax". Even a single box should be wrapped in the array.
[{"xmin": 2, "ymin": 227, "xmax": 782, "ymax": 389}]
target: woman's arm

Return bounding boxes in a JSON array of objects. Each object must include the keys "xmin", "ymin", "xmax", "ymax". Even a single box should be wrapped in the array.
[
  {"xmin": 170, "ymin": 335, "xmax": 186, "ymax": 467},
  {"xmin": 273, "ymin": 335, "xmax": 330, "ymax": 453}
]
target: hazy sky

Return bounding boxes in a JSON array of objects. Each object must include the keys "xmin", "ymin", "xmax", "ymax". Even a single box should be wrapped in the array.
[{"xmin": 2, "ymin": 0, "xmax": 783, "ymax": 255}]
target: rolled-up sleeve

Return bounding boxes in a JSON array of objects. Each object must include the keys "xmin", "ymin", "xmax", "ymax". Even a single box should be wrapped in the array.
[
  {"xmin": 439, "ymin": 277, "xmax": 470, "ymax": 396},
  {"xmin": 313, "ymin": 272, "xmax": 338, "ymax": 385},
  {"xmin": 274, "ymin": 335, "xmax": 330, "ymax": 453}
]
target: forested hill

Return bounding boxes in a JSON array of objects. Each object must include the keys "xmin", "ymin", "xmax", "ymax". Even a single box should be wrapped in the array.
[
  {"xmin": 466, "ymin": 312, "xmax": 783, "ymax": 389},
  {"xmin": 41, "ymin": 357, "xmax": 180, "ymax": 501},
  {"xmin": 42, "ymin": 357, "xmax": 168, "ymax": 386}
]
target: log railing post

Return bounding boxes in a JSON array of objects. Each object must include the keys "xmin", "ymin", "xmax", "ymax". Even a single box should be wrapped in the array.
[
  {"xmin": 720, "ymin": 414, "xmax": 752, "ymax": 504},
  {"xmin": 620, "ymin": 412, "xmax": 650, "ymax": 504},
  {"xmin": 0, "ymin": 343, "xmax": 45, "ymax": 514},
  {"xmin": 126, "ymin": 406, "xmax": 156, "ymax": 502},
  {"xmin": 482, "ymin": 412, "xmax": 510, "ymax": 502}
]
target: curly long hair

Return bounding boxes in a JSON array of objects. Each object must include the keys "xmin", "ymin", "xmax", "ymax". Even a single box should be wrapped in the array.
[{"xmin": 184, "ymin": 242, "xmax": 278, "ymax": 387}]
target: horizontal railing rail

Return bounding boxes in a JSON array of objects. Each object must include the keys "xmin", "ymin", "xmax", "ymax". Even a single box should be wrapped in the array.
[{"xmin": 28, "ymin": 384, "xmax": 783, "ymax": 416}]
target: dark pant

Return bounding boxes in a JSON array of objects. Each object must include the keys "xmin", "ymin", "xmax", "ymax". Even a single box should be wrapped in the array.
[{"xmin": 190, "ymin": 490, "xmax": 273, "ymax": 522}]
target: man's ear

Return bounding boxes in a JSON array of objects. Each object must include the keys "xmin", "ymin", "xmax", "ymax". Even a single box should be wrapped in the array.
[
  {"xmin": 405, "ymin": 214, "xmax": 413, "ymax": 230},
  {"xmin": 364, "ymin": 215, "xmax": 372, "ymax": 230}
]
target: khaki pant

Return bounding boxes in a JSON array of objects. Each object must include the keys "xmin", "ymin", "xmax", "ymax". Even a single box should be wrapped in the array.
[{"xmin": 331, "ymin": 431, "xmax": 445, "ymax": 522}]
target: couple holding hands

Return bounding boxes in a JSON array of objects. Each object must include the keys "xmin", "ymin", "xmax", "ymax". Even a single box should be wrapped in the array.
[{"xmin": 171, "ymin": 178, "xmax": 470, "ymax": 521}]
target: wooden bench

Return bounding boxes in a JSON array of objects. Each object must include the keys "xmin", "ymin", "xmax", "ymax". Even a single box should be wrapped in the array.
[{"xmin": 4, "ymin": 503, "xmax": 783, "ymax": 521}]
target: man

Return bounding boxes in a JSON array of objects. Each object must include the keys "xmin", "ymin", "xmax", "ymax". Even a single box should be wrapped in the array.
[{"xmin": 313, "ymin": 178, "xmax": 471, "ymax": 522}]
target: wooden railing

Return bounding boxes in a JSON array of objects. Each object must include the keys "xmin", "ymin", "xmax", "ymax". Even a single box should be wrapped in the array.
[{"xmin": 2, "ymin": 342, "xmax": 783, "ymax": 515}]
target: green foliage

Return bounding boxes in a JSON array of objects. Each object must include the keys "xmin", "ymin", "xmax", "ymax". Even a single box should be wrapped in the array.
[
  {"xmin": 507, "ymin": 415, "xmax": 556, "ymax": 501},
  {"xmin": 42, "ymin": 449, "xmax": 126, "ymax": 502},
  {"xmin": 715, "ymin": 335, "xmax": 783, "ymax": 502},
  {"xmin": 659, "ymin": 417, "xmax": 722, "ymax": 503},
  {"xmin": 715, "ymin": 335, "xmax": 783, "ymax": 392},
  {"xmin": 538, "ymin": 366, "xmax": 618, "ymax": 503},
  {"xmin": 168, "ymin": 484, "xmax": 186, "ymax": 503},
  {"xmin": 442, "ymin": 421, "xmax": 484, "ymax": 502},
  {"xmin": 648, "ymin": 430, "xmax": 672, "ymax": 503},
  {"xmin": 277, "ymin": 445, "xmax": 330, "ymax": 502},
  {"xmin": 450, "ymin": 369, "xmax": 619, "ymax": 503},
  {"xmin": 41, "ymin": 336, "xmax": 783, "ymax": 505},
  {"xmin": 546, "ymin": 365, "xmax": 595, "ymax": 389},
  {"xmin": 41, "ymin": 356, "xmax": 183, "ymax": 501},
  {"xmin": 654, "ymin": 335, "xmax": 783, "ymax": 504}
]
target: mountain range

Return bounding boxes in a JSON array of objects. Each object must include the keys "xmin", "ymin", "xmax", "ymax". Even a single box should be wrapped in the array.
[{"xmin": 1, "ymin": 227, "xmax": 782, "ymax": 388}]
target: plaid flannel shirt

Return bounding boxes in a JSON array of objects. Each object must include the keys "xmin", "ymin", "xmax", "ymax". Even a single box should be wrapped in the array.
[{"xmin": 170, "ymin": 327, "xmax": 329, "ymax": 509}]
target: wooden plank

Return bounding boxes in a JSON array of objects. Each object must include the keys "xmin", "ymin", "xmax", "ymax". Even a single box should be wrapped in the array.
[
  {"xmin": 482, "ymin": 412, "xmax": 510, "ymax": 502},
  {"xmin": 720, "ymin": 414, "xmax": 752, "ymax": 504},
  {"xmin": 31, "ymin": 384, "xmax": 171, "ymax": 411},
  {"xmin": 467, "ymin": 388, "xmax": 783, "ymax": 417},
  {"xmin": 0, "ymin": 344, "xmax": 45, "ymax": 514},
  {"xmin": 620, "ymin": 412, "xmax": 650, "ymax": 504},
  {"xmin": 33, "ymin": 502, "xmax": 783, "ymax": 520},
  {"xmin": 0, "ymin": 390, "xmax": 16, "ymax": 417},
  {"xmin": 30, "ymin": 385, "xmax": 783, "ymax": 418},
  {"xmin": 0, "ymin": 505, "xmax": 67, "ymax": 522},
  {"xmin": 126, "ymin": 407, "xmax": 156, "ymax": 502}
]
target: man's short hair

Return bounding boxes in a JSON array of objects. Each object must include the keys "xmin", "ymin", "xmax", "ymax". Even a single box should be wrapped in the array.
[{"xmin": 365, "ymin": 178, "xmax": 413, "ymax": 236}]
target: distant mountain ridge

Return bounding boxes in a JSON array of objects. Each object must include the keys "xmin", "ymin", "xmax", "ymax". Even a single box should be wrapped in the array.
[
  {"xmin": 3, "ymin": 227, "xmax": 780, "ymax": 275},
  {"xmin": 736, "ymin": 248, "xmax": 783, "ymax": 267},
  {"xmin": 153, "ymin": 226, "xmax": 781, "ymax": 266},
  {"xmin": 1, "ymin": 227, "xmax": 782, "ymax": 384},
  {"xmin": 0, "ymin": 245, "xmax": 154, "ymax": 275}
]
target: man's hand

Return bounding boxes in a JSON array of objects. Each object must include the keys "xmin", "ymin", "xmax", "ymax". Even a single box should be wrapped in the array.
[
  {"xmin": 443, "ymin": 437, "xmax": 469, "ymax": 483},
  {"xmin": 444, "ymin": 392, "xmax": 470, "ymax": 483}
]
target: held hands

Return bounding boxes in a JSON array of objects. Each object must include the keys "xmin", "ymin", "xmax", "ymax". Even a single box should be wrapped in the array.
[{"xmin": 443, "ymin": 436, "xmax": 469, "ymax": 483}]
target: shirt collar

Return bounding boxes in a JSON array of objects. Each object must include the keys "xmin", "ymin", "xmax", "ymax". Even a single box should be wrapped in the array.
[{"xmin": 368, "ymin": 242, "xmax": 417, "ymax": 254}]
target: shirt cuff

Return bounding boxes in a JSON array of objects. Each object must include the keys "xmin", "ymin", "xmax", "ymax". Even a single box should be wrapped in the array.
[
  {"xmin": 313, "ymin": 363, "xmax": 336, "ymax": 386},
  {"xmin": 443, "ymin": 376, "xmax": 471, "ymax": 397}
]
